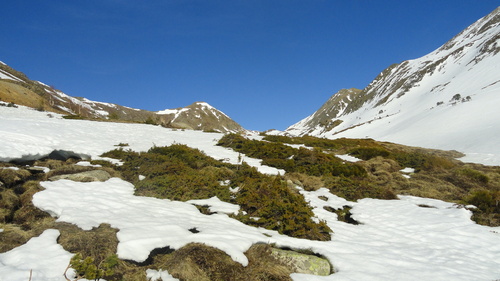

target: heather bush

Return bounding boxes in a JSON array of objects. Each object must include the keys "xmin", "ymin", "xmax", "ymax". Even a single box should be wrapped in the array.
[
  {"xmin": 323, "ymin": 176, "xmax": 397, "ymax": 201},
  {"xmin": 101, "ymin": 144, "xmax": 332, "ymax": 241},
  {"xmin": 390, "ymin": 151, "xmax": 454, "ymax": 171},
  {"xmin": 456, "ymin": 168, "xmax": 489, "ymax": 184},
  {"xmin": 218, "ymin": 134, "xmax": 366, "ymax": 178},
  {"xmin": 348, "ymin": 147, "xmax": 390, "ymax": 160}
]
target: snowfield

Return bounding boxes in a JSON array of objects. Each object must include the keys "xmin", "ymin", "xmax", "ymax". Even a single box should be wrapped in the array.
[
  {"xmin": 1, "ymin": 105, "xmax": 500, "ymax": 280},
  {"xmin": 0, "ymin": 104, "xmax": 283, "ymax": 175}
]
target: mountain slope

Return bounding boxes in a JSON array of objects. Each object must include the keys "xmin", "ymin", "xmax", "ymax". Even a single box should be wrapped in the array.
[
  {"xmin": 286, "ymin": 7, "xmax": 500, "ymax": 165},
  {"xmin": 0, "ymin": 61, "xmax": 244, "ymax": 133},
  {"xmin": 157, "ymin": 101, "xmax": 243, "ymax": 132}
]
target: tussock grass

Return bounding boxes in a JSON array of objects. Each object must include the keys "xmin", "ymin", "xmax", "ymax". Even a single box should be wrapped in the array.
[
  {"xmin": 285, "ymin": 172, "xmax": 324, "ymax": 191},
  {"xmin": 0, "ymin": 168, "xmax": 31, "ymax": 188},
  {"xmin": 150, "ymin": 243, "xmax": 295, "ymax": 281},
  {"xmin": 0, "ymin": 217, "xmax": 55, "ymax": 253}
]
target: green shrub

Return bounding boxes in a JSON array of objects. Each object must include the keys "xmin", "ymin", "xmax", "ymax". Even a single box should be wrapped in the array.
[
  {"xmin": 323, "ymin": 176, "xmax": 397, "ymax": 201},
  {"xmin": 62, "ymin": 114, "xmax": 84, "ymax": 120},
  {"xmin": 100, "ymin": 144, "xmax": 332, "ymax": 241},
  {"xmin": 235, "ymin": 175, "xmax": 331, "ymax": 240},
  {"xmin": 348, "ymin": 147, "xmax": 390, "ymax": 160},
  {"xmin": 70, "ymin": 253, "xmax": 119, "ymax": 280},
  {"xmin": 466, "ymin": 189, "xmax": 496, "ymax": 213},
  {"xmin": 456, "ymin": 168, "xmax": 489, "ymax": 184},
  {"xmin": 390, "ymin": 151, "xmax": 454, "ymax": 171},
  {"xmin": 219, "ymin": 134, "xmax": 366, "ymax": 178}
]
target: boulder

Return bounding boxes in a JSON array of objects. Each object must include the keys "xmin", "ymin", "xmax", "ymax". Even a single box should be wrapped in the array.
[
  {"xmin": 47, "ymin": 150, "xmax": 89, "ymax": 161},
  {"xmin": 270, "ymin": 248, "xmax": 331, "ymax": 276},
  {"xmin": 49, "ymin": 170, "xmax": 111, "ymax": 182}
]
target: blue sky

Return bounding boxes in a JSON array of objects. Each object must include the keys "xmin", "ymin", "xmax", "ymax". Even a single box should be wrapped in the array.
[{"xmin": 1, "ymin": 1, "xmax": 498, "ymax": 131}]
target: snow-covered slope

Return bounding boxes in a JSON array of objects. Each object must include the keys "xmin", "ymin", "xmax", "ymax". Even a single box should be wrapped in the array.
[
  {"xmin": 287, "ymin": 7, "xmax": 500, "ymax": 165},
  {"xmin": 0, "ymin": 104, "xmax": 275, "ymax": 174},
  {"xmin": 0, "ymin": 62, "xmax": 244, "ymax": 133},
  {"xmin": 1, "ymin": 97, "xmax": 500, "ymax": 281}
]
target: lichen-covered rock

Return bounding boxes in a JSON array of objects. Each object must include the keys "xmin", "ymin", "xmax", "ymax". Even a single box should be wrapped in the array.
[
  {"xmin": 270, "ymin": 248, "xmax": 331, "ymax": 276},
  {"xmin": 49, "ymin": 170, "xmax": 111, "ymax": 182}
]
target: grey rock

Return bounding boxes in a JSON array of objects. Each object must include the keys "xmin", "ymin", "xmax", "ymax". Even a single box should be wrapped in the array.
[
  {"xmin": 271, "ymin": 248, "xmax": 331, "ymax": 276},
  {"xmin": 49, "ymin": 170, "xmax": 111, "ymax": 182},
  {"xmin": 47, "ymin": 150, "xmax": 90, "ymax": 161}
]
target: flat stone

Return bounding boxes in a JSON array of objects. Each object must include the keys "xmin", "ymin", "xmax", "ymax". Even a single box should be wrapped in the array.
[
  {"xmin": 49, "ymin": 170, "xmax": 111, "ymax": 182},
  {"xmin": 270, "ymin": 248, "xmax": 331, "ymax": 276}
]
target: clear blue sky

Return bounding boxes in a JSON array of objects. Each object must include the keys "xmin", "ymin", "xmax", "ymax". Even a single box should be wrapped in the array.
[{"xmin": 1, "ymin": 1, "xmax": 498, "ymax": 131}]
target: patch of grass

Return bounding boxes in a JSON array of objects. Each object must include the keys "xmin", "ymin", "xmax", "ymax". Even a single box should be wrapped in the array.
[
  {"xmin": 62, "ymin": 114, "xmax": 85, "ymax": 119},
  {"xmin": 285, "ymin": 172, "xmax": 324, "ymax": 191},
  {"xmin": 456, "ymin": 168, "xmax": 489, "ymax": 184},
  {"xmin": 323, "ymin": 176, "xmax": 397, "ymax": 201},
  {"xmin": 347, "ymin": 147, "xmax": 390, "ymax": 160},
  {"xmin": 57, "ymin": 223, "xmax": 121, "ymax": 280},
  {"xmin": 218, "ymin": 134, "xmax": 367, "ymax": 178},
  {"xmin": 389, "ymin": 151, "xmax": 455, "ymax": 172},
  {"xmin": 465, "ymin": 189, "xmax": 500, "ymax": 226},
  {"xmin": 0, "ymin": 168, "xmax": 31, "ymax": 188},
  {"xmin": 234, "ymin": 175, "xmax": 331, "ymax": 241},
  {"xmin": 151, "ymin": 243, "xmax": 296, "ymax": 281}
]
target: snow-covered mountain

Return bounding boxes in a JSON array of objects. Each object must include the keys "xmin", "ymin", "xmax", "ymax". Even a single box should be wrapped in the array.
[
  {"xmin": 157, "ymin": 101, "xmax": 243, "ymax": 132},
  {"xmin": 287, "ymin": 7, "xmax": 500, "ymax": 165},
  {"xmin": 0, "ymin": 61, "xmax": 244, "ymax": 133}
]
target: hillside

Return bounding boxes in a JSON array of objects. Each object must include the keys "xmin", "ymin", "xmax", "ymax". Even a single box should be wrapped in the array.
[
  {"xmin": 0, "ymin": 104, "xmax": 499, "ymax": 280},
  {"xmin": 0, "ymin": 61, "xmax": 244, "ymax": 133},
  {"xmin": 1, "ymin": 6, "xmax": 500, "ymax": 281},
  {"xmin": 286, "ymin": 7, "xmax": 500, "ymax": 166}
]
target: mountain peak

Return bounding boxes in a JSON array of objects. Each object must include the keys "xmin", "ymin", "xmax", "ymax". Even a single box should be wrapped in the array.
[
  {"xmin": 286, "ymin": 7, "xmax": 500, "ymax": 165},
  {"xmin": 156, "ymin": 101, "xmax": 242, "ymax": 133}
]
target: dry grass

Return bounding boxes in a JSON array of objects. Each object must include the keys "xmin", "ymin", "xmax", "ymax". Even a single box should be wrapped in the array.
[
  {"xmin": 285, "ymin": 172, "xmax": 324, "ymax": 191},
  {"xmin": 56, "ymin": 223, "xmax": 118, "ymax": 262},
  {"xmin": 0, "ymin": 168, "xmax": 31, "ymax": 188},
  {"xmin": 0, "ymin": 217, "xmax": 55, "ymax": 253},
  {"xmin": 150, "ymin": 243, "xmax": 295, "ymax": 281},
  {"xmin": 0, "ymin": 81, "xmax": 46, "ymax": 110}
]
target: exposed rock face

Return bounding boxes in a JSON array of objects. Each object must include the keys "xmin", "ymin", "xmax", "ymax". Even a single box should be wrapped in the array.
[
  {"xmin": 270, "ymin": 248, "xmax": 332, "ymax": 276},
  {"xmin": 49, "ymin": 170, "xmax": 111, "ymax": 182},
  {"xmin": 287, "ymin": 88, "xmax": 361, "ymax": 136}
]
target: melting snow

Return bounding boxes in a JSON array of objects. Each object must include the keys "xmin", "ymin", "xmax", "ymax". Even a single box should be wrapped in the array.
[{"xmin": 1, "ymin": 97, "xmax": 500, "ymax": 280}]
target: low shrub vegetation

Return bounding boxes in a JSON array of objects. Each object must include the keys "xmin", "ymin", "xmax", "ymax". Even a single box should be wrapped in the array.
[
  {"xmin": 101, "ymin": 144, "xmax": 332, "ymax": 241},
  {"xmin": 1, "ymin": 133, "xmax": 500, "ymax": 280}
]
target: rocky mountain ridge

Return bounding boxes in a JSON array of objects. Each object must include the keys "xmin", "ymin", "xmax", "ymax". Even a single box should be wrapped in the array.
[
  {"xmin": 0, "ymin": 61, "xmax": 244, "ymax": 133},
  {"xmin": 285, "ymin": 7, "xmax": 500, "ymax": 164},
  {"xmin": 287, "ymin": 7, "xmax": 499, "ymax": 136}
]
